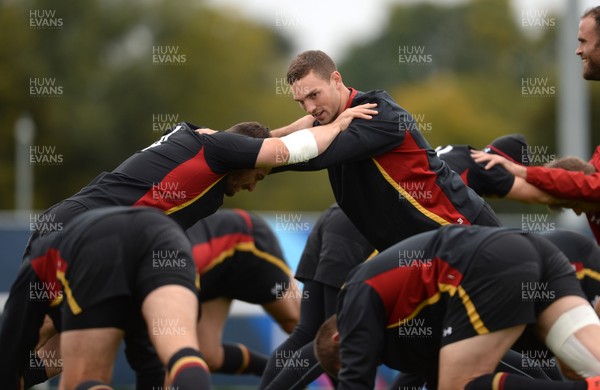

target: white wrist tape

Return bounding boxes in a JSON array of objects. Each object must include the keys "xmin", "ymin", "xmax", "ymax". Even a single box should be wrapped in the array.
[
  {"xmin": 280, "ymin": 129, "xmax": 319, "ymax": 164},
  {"xmin": 545, "ymin": 304, "xmax": 600, "ymax": 377}
]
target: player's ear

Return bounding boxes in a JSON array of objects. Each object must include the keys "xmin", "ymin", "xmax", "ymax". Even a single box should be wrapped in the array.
[{"xmin": 332, "ymin": 331, "xmax": 340, "ymax": 343}]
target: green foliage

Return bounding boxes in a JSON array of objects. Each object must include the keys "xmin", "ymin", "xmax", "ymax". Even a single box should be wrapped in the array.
[{"xmin": 2, "ymin": 0, "xmax": 595, "ymax": 215}]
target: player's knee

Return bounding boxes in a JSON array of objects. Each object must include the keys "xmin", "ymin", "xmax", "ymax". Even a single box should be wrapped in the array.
[{"xmin": 545, "ymin": 304, "xmax": 600, "ymax": 378}]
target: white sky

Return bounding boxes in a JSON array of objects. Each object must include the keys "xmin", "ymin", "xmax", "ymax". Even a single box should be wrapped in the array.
[{"xmin": 205, "ymin": 0, "xmax": 600, "ymax": 61}]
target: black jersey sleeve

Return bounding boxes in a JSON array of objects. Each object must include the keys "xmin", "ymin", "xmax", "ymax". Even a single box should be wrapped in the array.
[
  {"xmin": 469, "ymin": 163, "xmax": 515, "ymax": 198},
  {"xmin": 0, "ymin": 261, "xmax": 50, "ymax": 387},
  {"xmin": 276, "ymin": 93, "xmax": 406, "ymax": 172},
  {"xmin": 201, "ymin": 132, "xmax": 265, "ymax": 174},
  {"xmin": 336, "ymin": 282, "xmax": 386, "ymax": 390}
]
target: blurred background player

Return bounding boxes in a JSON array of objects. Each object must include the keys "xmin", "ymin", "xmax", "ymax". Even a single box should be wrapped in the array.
[
  {"xmin": 0, "ymin": 206, "xmax": 210, "ymax": 390},
  {"xmin": 260, "ymin": 204, "xmax": 376, "ymax": 390},
  {"xmin": 189, "ymin": 208, "xmax": 300, "ymax": 376},
  {"xmin": 315, "ymin": 225, "xmax": 600, "ymax": 390}
]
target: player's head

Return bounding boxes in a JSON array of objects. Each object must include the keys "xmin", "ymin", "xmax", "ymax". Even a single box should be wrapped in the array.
[
  {"xmin": 545, "ymin": 156, "xmax": 597, "ymax": 214},
  {"xmin": 286, "ymin": 50, "xmax": 346, "ymax": 125},
  {"xmin": 314, "ymin": 315, "xmax": 341, "ymax": 377},
  {"xmin": 224, "ymin": 122, "xmax": 271, "ymax": 196},
  {"xmin": 225, "ymin": 121, "xmax": 271, "ymax": 139},
  {"xmin": 483, "ymin": 134, "xmax": 530, "ymax": 166},
  {"xmin": 577, "ymin": 6, "xmax": 600, "ymax": 80}
]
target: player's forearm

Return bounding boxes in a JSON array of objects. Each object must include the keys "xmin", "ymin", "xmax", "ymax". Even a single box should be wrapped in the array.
[
  {"xmin": 270, "ymin": 115, "xmax": 315, "ymax": 137},
  {"xmin": 527, "ymin": 167, "xmax": 600, "ymax": 201},
  {"xmin": 255, "ymin": 124, "xmax": 340, "ymax": 167}
]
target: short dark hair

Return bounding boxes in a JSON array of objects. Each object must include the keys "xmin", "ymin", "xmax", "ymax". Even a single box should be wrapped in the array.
[
  {"xmin": 582, "ymin": 6, "xmax": 600, "ymax": 44},
  {"xmin": 314, "ymin": 315, "xmax": 340, "ymax": 377},
  {"xmin": 545, "ymin": 156, "xmax": 596, "ymax": 212},
  {"xmin": 287, "ymin": 50, "xmax": 337, "ymax": 85},
  {"xmin": 225, "ymin": 121, "xmax": 270, "ymax": 139}
]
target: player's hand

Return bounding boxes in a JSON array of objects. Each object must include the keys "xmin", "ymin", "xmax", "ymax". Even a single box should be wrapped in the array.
[
  {"xmin": 471, "ymin": 150, "xmax": 527, "ymax": 178},
  {"xmin": 334, "ymin": 103, "xmax": 378, "ymax": 131},
  {"xmin": 195, "ymin": 128, "xmax": 217, "ymax": 135}
]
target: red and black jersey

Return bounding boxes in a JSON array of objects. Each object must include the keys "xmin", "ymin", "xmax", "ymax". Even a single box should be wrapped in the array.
[
  {"xmin": 276, "ymin": 89, "xmax": 490, "ymax": 251},
  {"xmin": 0, "ymin": 207, "xmax": 196, "ymax": 388},
  {"xmin": 335, "ymin": 225, "xmax": 579, "ymax": 389},
  {"xmin": 0, "ymin": 237, "xmax": 64, "ymax": 388},
  {"xmin": 186, "ymin": 208, "xmax": 292, "ymax": 302},
  {"xmin": 526, "ymin": 146, "xmax": 600, "ymax": 244},
  {"xmin": 539, "ymin": 229, "xmax": 600, "ymax": 306},
  {"xmin": 435, "ymin": 144, "xmax": 515, "ymax": 198},
  {"xmin": 67, "ymin": 122, "xmax": 265, "ymax": 229}
]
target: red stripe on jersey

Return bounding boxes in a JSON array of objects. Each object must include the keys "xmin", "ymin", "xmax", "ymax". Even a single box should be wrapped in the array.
[
  {"xmin": 460, "ymin": 169, "xmax": 470, "ymax": 187},
  {"xmin": 365, "ymin": 257, "xmax": 463, "ymax": 326},
  {"xmin": 345, "ymin": 88, "xmax": 358, "ymax": 110},
  {"xmin": 133, "ymin": 147, "xmax": 224, "ymax": 212},
  {"xmin": 30, "ymin": 248, "xmax": 67, "ymax": 307},
  {"xmin": 373, "ymin": 131, "xmax": 472, "ymax": 225},
  {"xmin": 30, "ymin": 248, "xmax": 62, "ymax": 288},
  {"xmin": 233, "ymin": 208, "xmax": 253, "ymax": 230},
  {"xmin": 192, "ymin": 233, "xmax": 254, "ymax": 272}
]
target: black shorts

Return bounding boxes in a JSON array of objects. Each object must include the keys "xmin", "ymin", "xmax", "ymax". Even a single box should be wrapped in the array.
[
  {"xmin": 60, "ymin": 209, "xmax": 198, "ymax": 331},
  {"xmin": 295, "ymin": 205, "xmax": 375, "ymax": 288},
  {"xmin": 199, "ymin": 251, "xmax": 292, "ymax": 304},
  {"xmin": 471, "ymin": 201, "xmax": 502, "ymax": 227},
  {"xmin": 23, "ymin": 200, "xmax": 89, "ymax": 258},
  {"xmin": 441, "ymin": 232, "xmax": 585, "ymax": 347}
]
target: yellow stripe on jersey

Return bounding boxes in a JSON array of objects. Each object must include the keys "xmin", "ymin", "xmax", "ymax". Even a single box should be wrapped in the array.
[
  {"xmin": 164, "ymin": 176, "xmax": 225, "ymax": 215},
  {"xmin": 56, "ymin": 270, "xmax": 83, "ymax": 315},
  {"xmin": 387, "ymin": 283, "xmax": 489, "ymax": 335},
  {"xmin": 440, "ymin": 283, "xmax": 489, "ymax": 335},
  {"xmin": 204, "ymin": 242, "xmax": 292, "ymax": 277},
  {"xmin": 49, "ymin": 293, "xmax": 63, "ymax": 308},
  {"xmin": 372, "ymin": 158, "xmax": 451, "ymax": 226},
  {"xmin": 387, "ymin": 292, "xmax": 443, "ymax": 328},
  {"xmin": 577, "ymin": 267, "xmax": 600, "ymax": 282}
]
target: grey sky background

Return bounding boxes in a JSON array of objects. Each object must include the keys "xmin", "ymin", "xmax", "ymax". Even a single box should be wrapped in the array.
[{"xmin": 205, "ymin": 0, "xmax": 598, "ymax": 60}]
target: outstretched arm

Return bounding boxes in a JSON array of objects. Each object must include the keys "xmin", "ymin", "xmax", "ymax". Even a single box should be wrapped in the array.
[
  {"xmin": 270, "ymin": 115, "xmax": 315, "ymax": 138},
  {"xmin": 255, "ymin": 103, "xmax": 377, "ymax": 168},
  {"xmin": 471, "ymin": 150, "xmax": 527, "ymax": 178}
]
